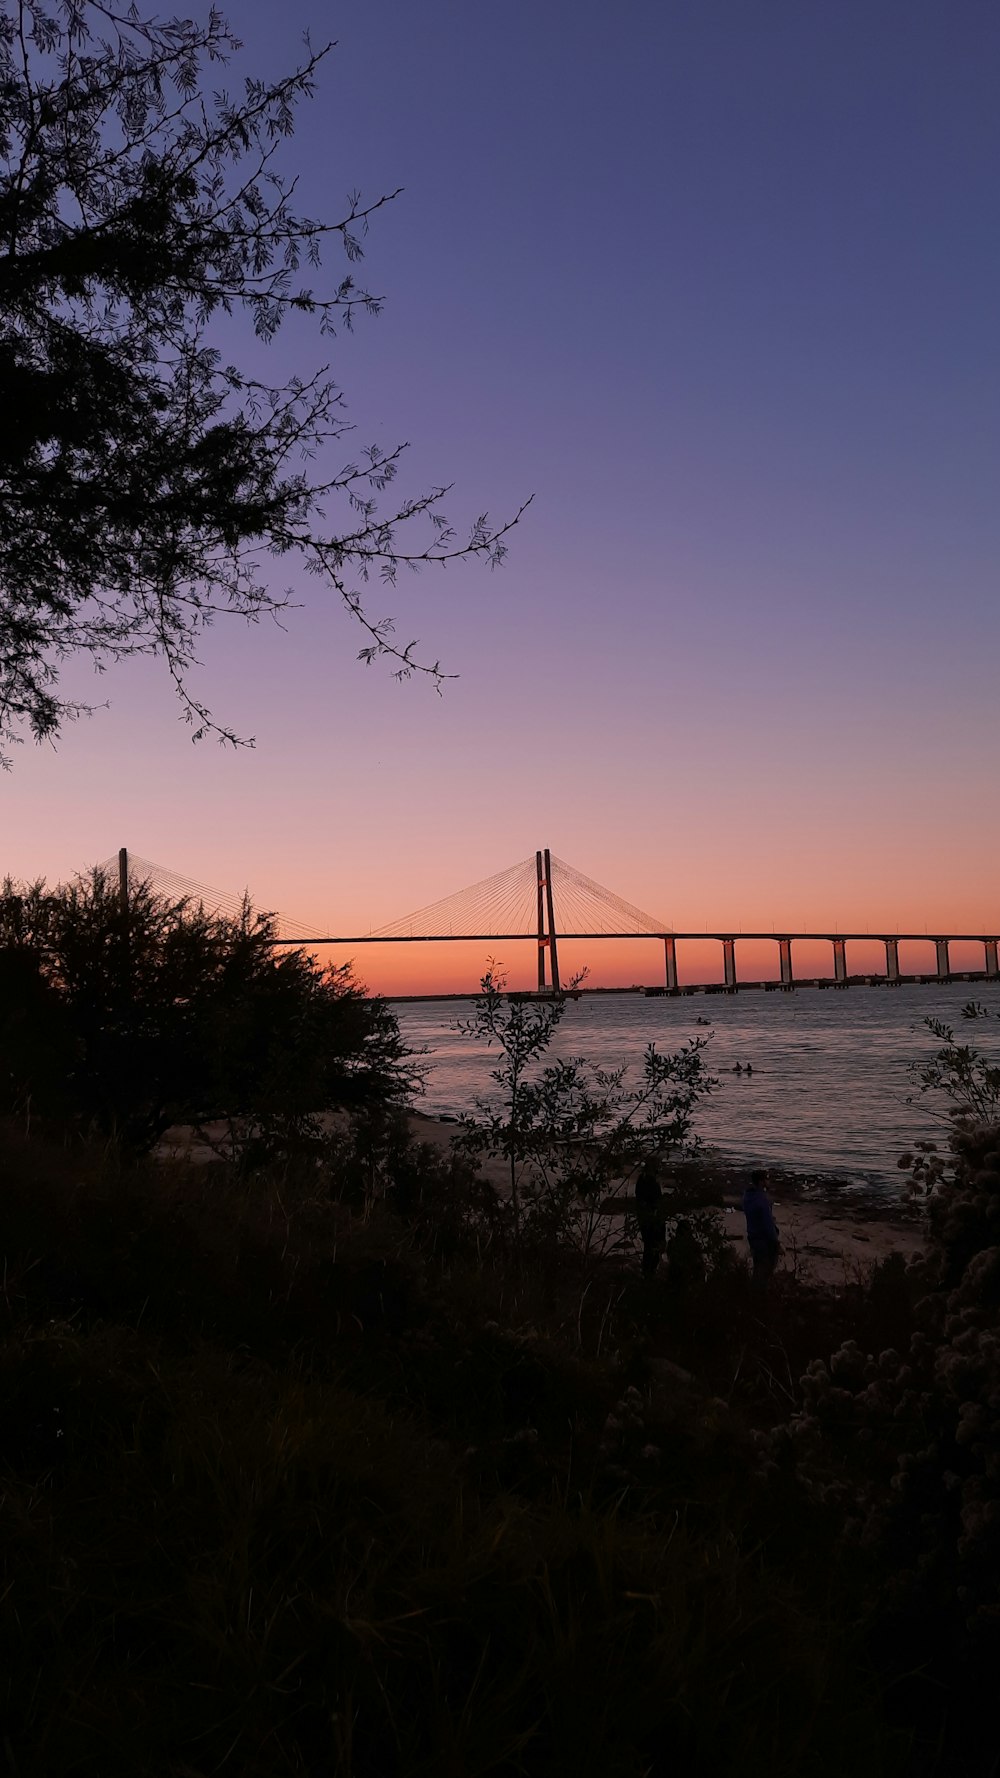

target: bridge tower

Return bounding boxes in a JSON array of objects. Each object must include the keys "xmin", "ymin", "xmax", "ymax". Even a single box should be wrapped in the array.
[{"xmin": 535, "ymin": 849, "xmax": 561, "ymax": 992}]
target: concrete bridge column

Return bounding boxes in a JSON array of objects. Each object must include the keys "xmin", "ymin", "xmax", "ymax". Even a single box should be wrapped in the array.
[
  {"xmin": 935, "ymin": 938, "xmax": 951, "ymax": 981},
  {"xmin": 986, "ymin": 940, "xmax": 999, "ymax": 980},
  {"xmin": 884, "ymin": 938, "xmax": 900, "ymax": 983},
  {"xmin": 663, "ymin": 936, "xmax": 679, "ymax": 993},
  {"xmin": 832, "ymin": 937, "xmax": 847, "ymax": 984},
  {"xmin": 722, "ymin": 938, "xmax": 737, "ymax": 991},
  {"xmin": 778, "ymin": 937, "xmax": 794, "ymax": 988}
]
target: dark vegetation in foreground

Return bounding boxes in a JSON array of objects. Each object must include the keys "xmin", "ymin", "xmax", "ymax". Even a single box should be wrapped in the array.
[
  {"xmin": 1, "ymin": 878, "xmax": 998, "ymax": 1775},
  {"xmin": 1, "ymin": 1113, "xmax": 998, "ymax": 1777}
]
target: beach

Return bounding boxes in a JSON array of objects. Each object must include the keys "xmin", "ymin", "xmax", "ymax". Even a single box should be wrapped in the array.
[{"xmin": 406, "ymin": 1110, "xmax": 925, "ymax": 1287}]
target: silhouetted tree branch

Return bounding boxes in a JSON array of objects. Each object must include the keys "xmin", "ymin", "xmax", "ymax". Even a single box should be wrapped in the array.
[{"xmin": 0, "ymin": 2, "xmax": 529, "ymax": 761}]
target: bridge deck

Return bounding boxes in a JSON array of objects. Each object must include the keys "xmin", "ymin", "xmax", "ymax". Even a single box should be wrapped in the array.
[{"xmin": 267, "ymin": 931, "xmax": 999, "ymax": 945}]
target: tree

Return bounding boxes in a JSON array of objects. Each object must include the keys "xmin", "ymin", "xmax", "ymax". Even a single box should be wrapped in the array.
[
  {"xmin": 0, "ymin": 2, "xmax": 527, "ymax": 760},
  {"xmin": 0, "ymin": 866, "xmax": 417, "ymax": 1154},
  {"xmin": 455, "ymin": 964, "xmax": 718, "ymax": 1259}
]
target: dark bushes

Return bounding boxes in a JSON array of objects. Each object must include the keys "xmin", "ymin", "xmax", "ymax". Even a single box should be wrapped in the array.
[
  {"xmin": 0, "ymin": 1114, "xmax": 912, "ymax": 1776},
  {"xmin": 767, "ymin": 1123, "xmax": 1000, "ymax": 1775},
  {"xmin": 0, "ymin": 868, "xmax": 415, "ymax": 1153}
]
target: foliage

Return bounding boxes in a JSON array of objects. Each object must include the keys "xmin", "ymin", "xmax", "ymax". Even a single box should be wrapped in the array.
[
  {"xmin": 385, "ymin": 1130, "xmax": 508, "ymax": 1258},
  {"xmin": 767, "ymin": 1113, "xmax": 1000, "ymax": 1766},
  {"xmin": 0, "ymin": 866, "xmax": 416, "ymax": 1153},
  {"xmin": 902, "ymin": 1003, "xmax": 1000, "ymax": 1200},
  {"xmin": 0, "ymin": 1116, "xmax": 906, "ymax": 1777},
  {"xmin": 455, "ymin": 964, "xmax": 719, "ymax": 1259},
  {"xmin": 0, "ymin": 2, "xmax": 528, "ymax": 758},
  {"xmin": 737, "ymin": 1014, "xmax": 1000, "ymax": 1767}
]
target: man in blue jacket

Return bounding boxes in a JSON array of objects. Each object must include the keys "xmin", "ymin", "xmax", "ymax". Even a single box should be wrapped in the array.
[{"xmin": 742, "ymin": 1168, "xmax": 780, "ymax": 1289}]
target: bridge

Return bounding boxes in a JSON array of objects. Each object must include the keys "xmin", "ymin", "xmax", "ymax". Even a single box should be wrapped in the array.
[{"xmin": 101, "ymin": 847, "xmax": 1000, "ymax": 995}]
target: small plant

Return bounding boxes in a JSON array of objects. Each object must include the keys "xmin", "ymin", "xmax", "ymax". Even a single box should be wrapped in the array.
[
  {"xmin": 455, "ymin": 963, "xmax": 718, "ymax": 1261},
  {"xmin": 909, "ymin": 1002, "xmax": 1000, "ymax": 1126}
]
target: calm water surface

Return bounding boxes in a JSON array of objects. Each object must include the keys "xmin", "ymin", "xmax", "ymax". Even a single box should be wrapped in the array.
[{"xmin": 394, "ymin": 986, "xmax": 1000, "ymax": 1195}]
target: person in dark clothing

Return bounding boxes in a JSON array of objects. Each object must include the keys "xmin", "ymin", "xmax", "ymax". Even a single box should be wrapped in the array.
[
  {"xmin": 634, "ymin": 1159, "xmax": 666, "ymax": 1278},
  {"xmin": 742, "ymin": 1168, "xmax": 780, "ymax": 1288}
]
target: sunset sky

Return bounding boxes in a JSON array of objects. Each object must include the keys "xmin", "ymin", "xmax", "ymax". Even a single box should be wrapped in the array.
[{"xmin": 5, "ymin": 1, "xmax": 1000, "ymax": 994}]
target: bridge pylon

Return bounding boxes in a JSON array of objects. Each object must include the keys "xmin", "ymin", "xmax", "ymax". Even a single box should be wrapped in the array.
[{"xmin": 535, "ymin": 849, "xmax": 561, "ymax": 992}]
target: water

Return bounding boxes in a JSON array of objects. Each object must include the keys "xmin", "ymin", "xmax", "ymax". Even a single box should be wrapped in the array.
[{"xmin": 394, "ymin": 985, "xmax": 1000, "ymax": 1195}]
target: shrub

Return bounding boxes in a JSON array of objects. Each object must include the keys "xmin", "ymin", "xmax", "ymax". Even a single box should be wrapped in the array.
[
  {"xmin": 0, "ymin": 868, "xmax": 416, "ymax": 1155},
  {"xmin": 455, "ymin": 964, "xmax": 720, "ymax": 1263},
  {"xmin": 0, "ymin": 1121, "xmax": 900, "ymax": 1776},
  {"xmin": 766, "ymin": 1121, "xmax": 1000, "ymax": 1773}
]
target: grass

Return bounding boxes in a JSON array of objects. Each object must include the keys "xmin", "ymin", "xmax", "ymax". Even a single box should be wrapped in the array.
[{"xmin": 0, "ymin": 1117, "xmax": 926, "ymax": 1775}]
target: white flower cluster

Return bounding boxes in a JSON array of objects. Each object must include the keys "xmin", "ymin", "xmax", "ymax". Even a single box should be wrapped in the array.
[{"xmin": 597, "ymin": 1384, "xmax": 663, "ymax": 1482}]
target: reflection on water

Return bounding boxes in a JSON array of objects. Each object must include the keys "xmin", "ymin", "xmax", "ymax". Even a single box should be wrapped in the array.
[{"xmin": 394, "ymin": 985, "xmax": 1000, "ymax": 1194}]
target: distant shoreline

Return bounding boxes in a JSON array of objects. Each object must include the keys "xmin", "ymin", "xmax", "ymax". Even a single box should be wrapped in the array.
[
  {"xmin": 381, "ymin": 987, "xmax": 645, "ymax": 1003},
  {"xmin": 380, "ymin": 978, "xmax": 997, "ymax": 1003}
]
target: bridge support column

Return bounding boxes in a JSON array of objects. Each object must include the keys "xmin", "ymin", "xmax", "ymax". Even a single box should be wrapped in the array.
[
  {"xmin": 722, "ymin": 938, "xmax": 737, "ymax": 992},
  {"xmin": 663, "ymin": 936, "xmax": 678, "ymax": 993},
  {"xmin": 536, "ymin": 851, "xmax": 547, "ymax": 989},
  {"xmin": 832, "ymin": 937, "xmax": 847, "ymax": 984},
  {"xmin": 543, "ymin": 848, "xmax": 560, "ymax": 993},
  {"xmin": 884, "ymin": 938, "xmax": 900, "ymax": 983},
  {"xmin": 935, "ymin": 938, "xmax": 951, "ymax": 982},
  {"xmin": 778, "ymin": 937, "xmax": 793, "ymax": 988},
  {"xmin": 986, "ymin": 940, "xmax": 999, "ymax": 979}
]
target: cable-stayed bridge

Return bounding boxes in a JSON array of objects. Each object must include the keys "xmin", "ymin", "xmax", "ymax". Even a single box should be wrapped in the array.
[{"xmin": 89, "ymin": 847, "xmax": 1000, "ymax": 995}]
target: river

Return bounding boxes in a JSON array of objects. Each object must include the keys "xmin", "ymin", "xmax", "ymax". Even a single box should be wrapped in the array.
[{"xmin": 393, "ymin": 984, "xmax": 1000, "ymax": 1195}]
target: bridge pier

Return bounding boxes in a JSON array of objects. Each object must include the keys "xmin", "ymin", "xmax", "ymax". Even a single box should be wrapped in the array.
[
  {"xmin": 534, "ymin": 849, "xmax": 561, "ymax": 991},
  {"xmin": 935, "ymin": 938, "xmax": 951, "ymax": 982},
  {"xmin": 777, "ymin": 937, "xmax": 794, "ymax": 989},
  {"xmin": 663, "ymin": 936, "xmax": 679, "ymax": 993},
  {"xmin": 986, "ymin": 940, "xmax": 999, "ymax": 979},
  {"xmin": 884, "ymin": 937, "xmax": 900, "ymax": 983},
  {"xmin": 536, "ymin": 850, "xmax": 546, "ymax": 989},
  {"xmin": 832, "ymin": 937, "xmax": 847, "ymax": 985},
  {"xmin": 722, "ymin": 938, "xmax": 737, "ymax": 992},
  {"xmin": 544, "ymin": 848, "xmax": 560, "ymax": 992}
]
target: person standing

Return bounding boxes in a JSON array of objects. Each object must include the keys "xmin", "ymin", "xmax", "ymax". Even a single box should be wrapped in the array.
[
  {"xmin": 634, "ymin": 1157, "xmax": 666, "ymax": 1278},
  {"xmin": 742, "ymin": 1168, "xmax": 780, "ymax": 1289}
]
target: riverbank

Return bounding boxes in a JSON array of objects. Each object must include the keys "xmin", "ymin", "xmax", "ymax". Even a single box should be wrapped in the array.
[
  {"xmin": 405, "ymin": 1110, "xmax": 925, "ymax": 1286},
  {"xmin": 155, "ymin": 1107, "xmax": 925, "ymax": 1288},
  {"xmin": 2, "ymin": 1111, "xmax": 955, "ymax": 1775}
]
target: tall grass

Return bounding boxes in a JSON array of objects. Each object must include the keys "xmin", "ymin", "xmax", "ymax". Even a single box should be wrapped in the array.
[{"xmin": 0, "ymin": 1119, "xmax": 914, "ymax": 1775}]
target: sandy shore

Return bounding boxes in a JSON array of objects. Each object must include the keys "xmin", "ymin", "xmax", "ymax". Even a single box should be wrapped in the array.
[
  {"xmin": 156, "ymin": 1109, "xmax": 924, "ymax": 1289},
  {"xmin": 406, "ymin": 1110, "xmax": 924, "ymax": 1287}
]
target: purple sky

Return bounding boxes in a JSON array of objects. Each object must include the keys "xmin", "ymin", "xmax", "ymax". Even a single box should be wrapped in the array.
[{"xmin": 6, "ymin": 1, "xmax": 1000, "ymax": 987}]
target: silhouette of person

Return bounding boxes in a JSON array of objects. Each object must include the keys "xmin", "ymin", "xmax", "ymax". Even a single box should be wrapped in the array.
[
  {"xmin": 742, "ymin": 1168, "xmax": 780, "ymax": 1289},
  {"xmin": 634, "ymin": 1158, "xmax": 666, "ymax": 1278}
]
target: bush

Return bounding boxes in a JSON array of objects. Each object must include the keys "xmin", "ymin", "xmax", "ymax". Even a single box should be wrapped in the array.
[
  {"xmin": 0, "ymin": 868, "xmax": 415, "ymax": 1155},
  {"xmin": 765, "ymin": 1122, "xmax": 1000, "ymax": 1775},
  {"xmin": 0, "ymin": 1118, "xmax": 905, "ymax": 1777},
  {"xmin": 455, "ymin": 964, "xmax": 720, "ymax": 1263}
]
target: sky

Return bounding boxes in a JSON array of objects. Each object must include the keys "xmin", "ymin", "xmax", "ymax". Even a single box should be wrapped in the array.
[{"xmin": 4, "ymin": 0, "xmax": 1000, "ymax": 993}]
